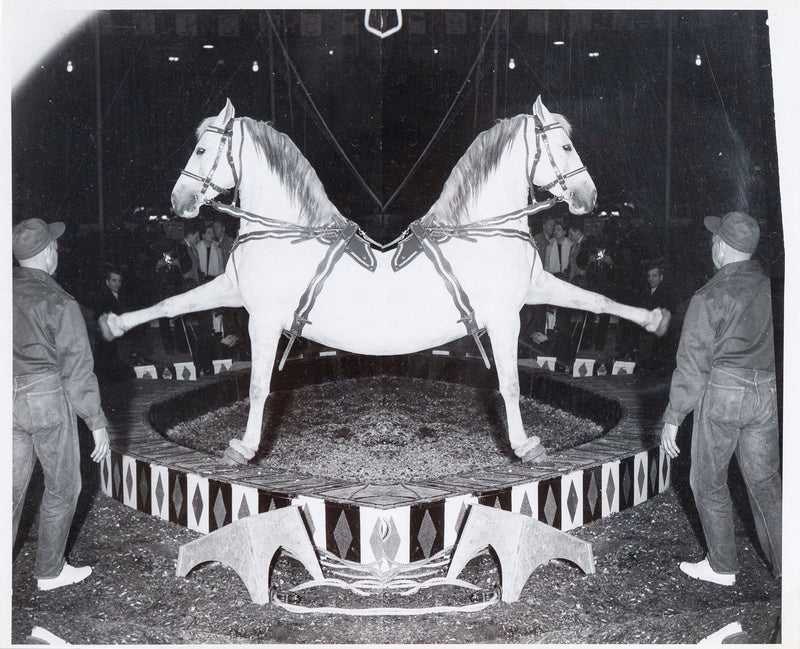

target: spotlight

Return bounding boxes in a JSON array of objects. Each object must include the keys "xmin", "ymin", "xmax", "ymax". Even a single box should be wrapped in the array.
[
  {"xmin": 66, "ymin": 60, "xmax": 73, "ymax": 72},
  {"xmin": 252, "ymin": 61, "xmax": 259, "ymax": 72},
  {"xmin": 508, "ymin": 58, "xmax": 516, "ymax": 70},
  {"xmin": 433, "ymin": 48, "xmax": 439, "ymax": 54},
  {"xmin": 202, "ymin": 44, "xmax": 214, "ymax": 50},
  {"xmin": 553, "ymin": 40, "xmax": 565, "ymax": 46},
  {"xmin": 168, "ymin": 56, "xmax": 180, "ymax": 62},
  {"xmin": 695, "ymin": 54, "xmax": 702, "ymax": 66},
  {"xmin": 588, "ymin": 52, "xmax": 600, "ymax": 58}
]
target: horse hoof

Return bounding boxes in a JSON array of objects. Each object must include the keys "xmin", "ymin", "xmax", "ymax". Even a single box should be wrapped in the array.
[
  {"xmin": 222, "ymin": 446, "xmax": 250, "ymax": 466},
  {"xmin": 522, "ymin": 446, "xmax": 548, "ymax": 463},
  {"xmin": 98, "ymin": 313, "xmax": 117, "ymax": 342},
  {"xmin": 654, "ymin": 308, "xmax": 671, "ymax": 338}
]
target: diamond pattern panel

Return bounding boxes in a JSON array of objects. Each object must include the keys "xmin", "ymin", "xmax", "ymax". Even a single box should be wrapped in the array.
[
  {"xmin": 168, "ymin": 470, "xmax": 187, "ymax": 527},
  {"xmin": 326, "ymin": 504, "xmax": 360, "ymax": 562},
  {"xmin": 101, "ymin": 456, "xmax": 111, "ymax": 496},
  {"xmin": 410, "ymin": 502, "xmax": 444, "ymax": 561},
  {"xmin": 124, "ymin": 457, "xmax": 135, "ymax": 507},
  {"xmin": 538, "ymin": 478, "xmax": 561, "ymax": 529},
  {"xmin": 136, "ymin": 460, "xmax": 151, "ymax": 514},
  {"xmin": 648, "ymin": 447, "xmax": 660, "ymax": 498},
  {"xmin": 582, "ymin": 466, "xmax": 602, "ymax": 523},
  {"xmin": 208, "ymin": 480, "xmax": 232, "ymax": 532},
  {"xmin": 619, "ymin": 456, "xmax": 635, "ymax": 511},
  {"xmin": 660, "ymin": 449, "xmax": 671, "ymax": 492},
  {"xmin": 602, "ymin": 461, "xmax": 620, "ymax": 517},
  {"xmin": 152, "ymin": 465, "xmax": 169, "ymax": 520},
  {"xmin": 562, "ymin": 472, "xmax": 582, "ymax": 531},
  {"xmin": 111, "ymin": 452, "xmax": 123, "ymax": 502}
]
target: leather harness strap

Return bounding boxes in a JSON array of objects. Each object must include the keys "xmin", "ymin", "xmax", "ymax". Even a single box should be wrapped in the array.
[{"xmin": 390, "ymin": 199, "xmax": 559, "ymax": 369}]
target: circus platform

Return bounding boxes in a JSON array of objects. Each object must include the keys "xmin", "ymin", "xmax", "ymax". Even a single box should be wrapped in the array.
[{"xmin": 98, "ymin": 350, "xmax": 673, "ymax": 566}]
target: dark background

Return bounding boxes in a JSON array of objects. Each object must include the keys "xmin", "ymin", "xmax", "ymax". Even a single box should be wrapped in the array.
[{"xmin": 10, "ymin": 9, "xmax": 783, "ymax": 355}]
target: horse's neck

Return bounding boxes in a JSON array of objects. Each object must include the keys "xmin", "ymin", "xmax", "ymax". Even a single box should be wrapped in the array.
[{"xmin": 450, "ymin": 137, "xmax": 532, "ymax": 227}]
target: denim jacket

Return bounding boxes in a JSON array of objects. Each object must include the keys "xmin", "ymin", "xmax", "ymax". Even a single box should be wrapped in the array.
[
  {"xmin": 662, "ymin": 260, "xmax": 775, "ymax": 426},
  {"xmin": 13, "ymin": 267, "xmax": 107, "ymax": 431}
]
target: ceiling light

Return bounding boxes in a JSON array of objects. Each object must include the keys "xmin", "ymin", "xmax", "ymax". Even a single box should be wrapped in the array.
[
  {"xmin": 508, "ymin": 58, "xmax": 516, "ymax": 70},
  {"xmin": 252, "ymin": 61, "xmax": 259, "ymax": 72},
  {"xmin": 168, "ymin": 56, "xmax": 180, "ymax": 62},
  {"xmin": 695, "ymin": 54, "xmax": 702, "ymax": 66},
  {"xmin": 588, "ymin": 52, "xmax": 600, "ymax": 58},
  {"xmin": 202, "ymin": 44, "xmax": 214, "ymax": 50},
  {"xmin": 553, "ymin": 40, "xmax": 565, "ymax": 46},
  {"xmin": 66, "ymin": 60, "xmax": 73, "ymax": 72}
]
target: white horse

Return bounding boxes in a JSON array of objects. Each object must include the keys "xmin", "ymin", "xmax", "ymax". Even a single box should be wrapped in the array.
[{"xmin": 102, "ymin": 97, "xmax": 668, "ymax": 465}]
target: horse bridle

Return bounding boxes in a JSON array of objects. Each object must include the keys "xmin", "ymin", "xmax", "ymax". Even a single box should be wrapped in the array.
[
  {"xmin": 179, "ymin": 117, "xmax": 240, "ymax": 202},
  {"xmin": 525, "ymin": 115, "xmax": 588, "ymax": 201}
]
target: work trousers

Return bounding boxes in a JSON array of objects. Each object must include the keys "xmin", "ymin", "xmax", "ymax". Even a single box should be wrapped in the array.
[
  {"xmin": 12, "ymin": 372, "xmax": 81, "ymax": 579},
  {"xmin": 690, "ymin": 367, "xmax": 782, "ymax": 576}
]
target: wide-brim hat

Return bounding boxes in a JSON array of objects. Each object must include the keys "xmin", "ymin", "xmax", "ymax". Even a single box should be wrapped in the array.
[
  {"xmin": 12, "ymin": 218, "xmax": 65, "ymax": 261},
  {"xmin": 703, "ymin": 211, "xmax": 760, "ymax": 254}
]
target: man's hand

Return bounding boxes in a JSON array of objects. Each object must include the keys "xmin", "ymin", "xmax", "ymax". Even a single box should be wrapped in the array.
[
  {"xmin": 91, "ymin": 427, "xmax": 110, "ymax": 462},
  {"xmin": 661, "ymin": 422, "xmax": 680, "ymax": 459}
]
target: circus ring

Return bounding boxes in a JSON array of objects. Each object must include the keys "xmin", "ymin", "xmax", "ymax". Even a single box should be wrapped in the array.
[{"xmin": 98, "ymin": 347, "xmax": 673, "ymax": 571}]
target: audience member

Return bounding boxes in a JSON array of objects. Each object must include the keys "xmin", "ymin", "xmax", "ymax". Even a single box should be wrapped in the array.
[
  {"xmin": 545, "ymin": 221, "xmax": 571, "ymax": 277},
  {"xmin": 196, "ymin": 224, "xmax": 224, "ymax": 283},
  {"xmin": 176, "ymin": 223, "xmax": 202, "ymax": 290},
  {"xmin": 532, "ymin": 216, "xmax": 555, "ymax": 265},
  {"xmin": 92, "ymin": 268, "xmax": 134, "ymax": 380},
  {"xmin": 213, "ymin": 219, "xmax": 235, "ymax": 267},
  {"xmin": 520, "ymin": 217, "xmax": 556, "ymax": 348},
  {"xmin": 638, "ymin": 261, "xmax": 681, "ymax": 373}
]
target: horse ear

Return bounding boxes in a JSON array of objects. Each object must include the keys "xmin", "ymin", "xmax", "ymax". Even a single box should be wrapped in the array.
[
  {"xmin": 532, "ymin": 95, "xmax": 545, "ymax": 119},
  {"xmin": 222, "ymin": 98, "xmax": 236, "ymax": 122}
]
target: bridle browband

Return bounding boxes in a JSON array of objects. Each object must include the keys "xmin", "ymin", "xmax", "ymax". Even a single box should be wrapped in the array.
[
  {"xmin": 525, "ymin": 114, "xmax": 588, "ymax": 202},
  {"xmin": 179, "ymin": 117, "xmax": 240, "ymax": 201}
]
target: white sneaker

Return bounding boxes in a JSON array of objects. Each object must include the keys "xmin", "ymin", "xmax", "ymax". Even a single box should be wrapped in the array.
[
  {"xmin": 37, "ymin": 563, "xmax": 93, "ymax": 591},
  {"xmin": 679, "ymin": 558, "xmax": 735, "ymax": 586}
]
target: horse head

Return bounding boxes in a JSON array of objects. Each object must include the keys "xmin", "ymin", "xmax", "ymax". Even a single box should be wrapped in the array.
[
  {"xmin": 171, "ymin": 99, "xmax": 238, "ymax": 218},
  {"xmin": 530, "ymin": 96, "xmax": 596, "ymax": 215}
]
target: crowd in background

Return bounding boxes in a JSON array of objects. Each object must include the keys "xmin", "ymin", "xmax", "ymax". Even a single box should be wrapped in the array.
[{"xmin": 43, "ymin": 208, "xmax": 725, "ymax": 380}]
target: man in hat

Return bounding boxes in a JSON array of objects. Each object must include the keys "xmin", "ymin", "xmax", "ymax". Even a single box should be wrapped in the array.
[
  {"xmin": 661, "ymin": 212, "xmax": 781, "ymax": 586},
  {"xmin": 12, "ymin": 218, "xmax": 110, "ymax": 591}
]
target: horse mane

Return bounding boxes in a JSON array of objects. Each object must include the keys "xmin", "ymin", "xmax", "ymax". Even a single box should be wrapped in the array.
[
  {"xmin": 197, "ymin": 116, "xmax": 345, "ymax": 227},
  {"xmin": 421, "ymin": 112, "xmax": 572, "ymax": 226}
]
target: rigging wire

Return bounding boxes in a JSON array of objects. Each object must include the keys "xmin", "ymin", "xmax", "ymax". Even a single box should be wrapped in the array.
[
  {"xmin": 381, "ymin": 10, "xmax": 503, "ymax": 212},
  {"xmin": 262, "ymin": 11, "xmax": 384, "ymax": 209}
]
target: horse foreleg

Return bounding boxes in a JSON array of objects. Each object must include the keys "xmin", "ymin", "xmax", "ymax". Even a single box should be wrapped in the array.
[
  {"xmin": 100, "ymin": 274, "xmax": 243, "ymax": 340},
  {"xmin": 224, "ymin": 317, "xmax": 283, "ymax": 465},
  {"xmin": 528, "ymin": 271, "xmax": 670, "ymax": 336},
  {"xmin": 486, "ymin": 318, "xmax": 546, "ymax": 463}
]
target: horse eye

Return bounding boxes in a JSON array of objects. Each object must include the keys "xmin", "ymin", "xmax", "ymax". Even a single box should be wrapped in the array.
[
  {"xmin": 196, "ymin": 147, "xmax": 206, "ymax": 155},
  {"xmin": 563, "ymin": 144, "xmax": 573, "ymax": 152}
]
